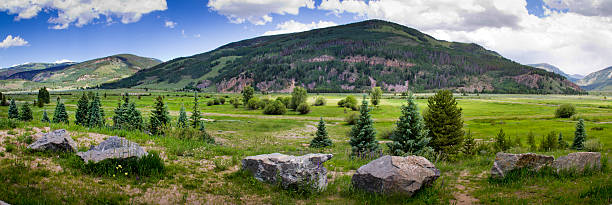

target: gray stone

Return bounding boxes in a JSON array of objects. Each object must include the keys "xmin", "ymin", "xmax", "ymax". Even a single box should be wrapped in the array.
[
  {"xmin": 553, "ymin": 152, "xmax": 601, "ymax": 172},
  {"xmin": 0, "ymin": 200, "xmax": 10, "ymax": 205},
  {"xmin": 27, "ymin": 129, "xmax": 77, "ymax": 152},
  {"xmin": 491, "ymin": 153, "xmax": 554, "ymax": 178},
  {"xmin": 242, "ymin": 153, "xmax": 332, "ymax": 190},
  {"xmin": 77, "ymin": 136, "xmax": 147, "ymax": 163},
  {"xmin": 351, "ymin": 155, "xmax": 440, "ymax": 196}
]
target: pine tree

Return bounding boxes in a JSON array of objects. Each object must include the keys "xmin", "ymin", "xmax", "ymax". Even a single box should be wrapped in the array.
[
  {"xmin": 527, "ymin": 130, "xmax": 537, "ymax": 151},
  {"xmin": 8, "ymin": 99, "xmax": 19, "ymax": 119},
  {"xmin": 242, "ymin": 86, "xmax": 254, "ymax": 106},
  {"xmin": 387, "ymin": 94, "xmax": 433, "ymax": 157},
  {"xmin": 42, "ymin": 87, "xmax": 50, "ymax": 103},
  {"xmin": 558, "ymin": 133, "xmax": 568, "ymax": 149},
  {"xmin": 423, "ymin": 90, "xmax": 464, "ymax": 155},
  {"xmin": 349, "ymin": 96, "xmax": 380, "ymax": 157},
  {"xmin": 463, "ymin": 130, "xmax": 476, "ymax": 155},
  {"xmin": 37, "ymin": 87, "xmax": 50, "ymax": 105},
  {"xmin": 190, "ymin": 92, "xmax": 201, "ymax": 128},
  {"xmin": 540, "ymin": 131, "xmax": 558, "ymax": 151},
  {"xmin": 310, "ymin": 117, "xmax": 332, "ymax": 148},
  {"xmin": 52, "ymin": 98, "xmax": 69, "ymax": 124},
  {"xmin": 75, "ymin": 93, "xmax": 90, "ymax": 125},
  {"xmin": 177, "ymin": 105, "xmax": 188, "ymax": 128},
  {"xmin": 494, "ymin": 128, "xmax": 509, "ymax": 152},
  {"xmin": 0, "ymin": 92, "xmax": 8, "ymax": 106},
  {"xmin": 87, "ymin": 93, "xmax": 105, "ymax": 128},
  {"xmin": 150, "ymin": 96, "xmax": 171, "ymax": 135},
  {"xmin": 125, "ymin": 102, "xmax": 143, "ymax": 130},
  {"xmin": 19, "ymin": 102, "xmax": 33, "ymax": 121},
  {"xmin": 41, "ymin": 110, "xmax": 50, "ymax": 123},
  {"xmin": 572, "ymin": 119, "xmax": 587, "ymax": 150}
]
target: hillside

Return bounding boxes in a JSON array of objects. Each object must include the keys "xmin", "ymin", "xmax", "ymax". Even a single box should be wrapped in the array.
[
  {"xmin": 102, "ymin": 20, "xmax": 581, "ymax": 94},
  {"xmin": 527, "ymin": 63, "xmax": 581, "ymax": 82},
  {"xmin": 0, "ymin": 54, "xmax": 161, "ymax": 91},
  {"xmin": 576, "ymin": 66, "xmax": 612, "ymax": 91},
  {"xmin": 0, "ymin": 62, "xmax": 75, "ymax": 79}
]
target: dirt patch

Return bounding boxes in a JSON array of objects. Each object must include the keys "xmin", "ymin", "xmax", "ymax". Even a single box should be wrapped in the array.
[
  {"xmin": 274, "ymin": 122, "xmax": 317, "ymax": 139},
  {"xmin": 450, "ymin": 170, "xmax": 480, "ymax": 205}
]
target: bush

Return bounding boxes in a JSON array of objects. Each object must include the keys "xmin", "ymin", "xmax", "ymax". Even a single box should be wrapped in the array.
[
  {"xmin": 263, "ymin": 100, "xmax": 287, "ymax": 115},
  {"xmin": 584, "ymin": 139, "xmax": 603, "ymax": 152},
  {"xmin": 277, "ymin": 97, "xmax": 292, "ymax": 108},
  {"xmin": 219, "ymin": 98, "xmax": 225, "ymax": 104},
  {"xmin": 207, "ymin": 101, "xmax": 214, "ymax": 106},
  {"xmin": 247, "ymin": 98, "xmax": 261, "ymax": 110},
  {"xmin": 345, "ymin": 112, "xmax": 359, "ymax": 125},
  {"xmin": 338, "ymin": 96, "xmax": 358, "ymax": 110},
  {"xmin": 296, "ymin": 103, "xmax": 311, "ymax": 114},
  {"xmin": 540, "ymin": 131, "xmax": 558, "ymax": 151},
  {"xmin": 314, "ymin": 97, "xmax": 326, "ymax": 106},
  {"xmin": 213, "ymin": 98, "xmax": 221, "ymax": 105},
  {"xmin": 555, "ymin": 104, "xmax": 576, "ymax": 118},
  {"xmin": 379, "ymin": 128, "xmax": 394, "ymax": 140},
  {"xmin": 259, "ymin": 98, "xmax": 271, "ymax": 109}
]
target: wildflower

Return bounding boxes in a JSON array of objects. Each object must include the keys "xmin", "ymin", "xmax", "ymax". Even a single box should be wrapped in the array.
[
  {"xmin": 125, "ymin": 172, "xmax": 128, "ymax": 176},
  {"xmin": 118, "ymin": 165, "xmax": 122, "ymax": 169},
  {"xmin": 113, "ymin": 174, "xmax": 115, "ymax": 177}
]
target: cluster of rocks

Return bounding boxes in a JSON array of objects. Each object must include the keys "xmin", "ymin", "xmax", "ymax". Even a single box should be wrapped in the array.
[
  {"xmin": 491, "ymin": 152, "xmax": 601, "ymax": 178},
  {"xmin": 242, "ymin": 153, "xmax": 333, "ymax": 190},
  {"xmin": 27, "ymin": 129, "xmax": 147, "ymax": 163}
]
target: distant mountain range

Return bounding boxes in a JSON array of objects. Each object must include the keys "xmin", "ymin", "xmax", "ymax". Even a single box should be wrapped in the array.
[
  {"xmin": 527, "ymin": 63, "xmax": 583, "ymax": 82},
  {"xmin": 101, "ymin": 20, "xmax": 582, "ymax": 94},
  {"xmin": 0, "ymin": 62, "xmax": 75, "ymax": 79},
  {"xmin": 576, "ymin": 66, "xmax": 612, "ymax": 91}
]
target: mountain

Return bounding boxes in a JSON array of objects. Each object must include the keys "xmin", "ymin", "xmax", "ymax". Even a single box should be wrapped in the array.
[
  {"xmin": 576, "ymin": 66, "xmax": 612, "ymax": 91},
  {"xmin": 0, "ymin": 62, "xmax": 75, "ymax": 79},
  {"xmin": 102, "ymin": 20, "xmax": 582, "ymax": 94},
  {"xmin": 1, "ymin": 54, "xmax": 161, "ymax": 91},
  {"xmin": 527, "ymin": 63, "xmax": 580, "ymax": 82}
]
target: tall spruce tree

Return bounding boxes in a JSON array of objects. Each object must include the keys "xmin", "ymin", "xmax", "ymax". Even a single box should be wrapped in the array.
[
  {"xmin": 423, "ymin": 90, "xmax": 464, "ymax": 155},
  {"xmin": 310, "ymin": 117, "xmax": 332, "ymax": 148},
  {"xmin": 125, "ymin": 102, "xmax": 143, "ymax": 130},
  {"xmin": 112, "ymin": 95, "xmax": 142, "ymax": 130},
  {"xmin": 349, "ymin": 97, "xmax": 380, "ymax": 157},
  {"xmin": 572, "ymin": 119, "xmax": 586, "ymax": 150},
  {"xmin": 177, "ymin": 105, "xmax": 188, "ymax": 128},
  {"xmin": 52, "ymin": 98, "xmax": 69, "ymax": 124},
  {"xmin": 242, "ymin": 86, "xmax": 254, "ymax": 106},
  {"xmin": 388, "ymin": 94, "xmax": 433, "ymax": 157},
  {"xmin": 191, "ymin": 93, "xmax": 201, "ymax": 128},
  {"xmin": 75, "ymin": 93, "xmax": 90, "ymax": 125},
  {"xmin": 150, "ymin": 96, "xmax": 171, "ymax": 135},
  {"xmin": 87, "ymin": 93, "xmax": 105, "ymax": 128},
  {"xmin": 37, "ymin": 87, "xmax": 50, "ymax": 105},
  {"xmin": 41, "ymin": 110, "xmax": 50, "ymax": 123},
  {"xmin": 19, "ymin": 102, "xmax": 33, "ymax": 121},
  {"xmin": 8, "ymin": 99, "xmax": 19, "ymax": 119}
]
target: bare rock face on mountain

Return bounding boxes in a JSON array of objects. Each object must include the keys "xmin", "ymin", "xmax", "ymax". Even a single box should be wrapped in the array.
[
  {"xmin": 27, "ymin": 129, "xmax": 77, "ymax": 152},
  {"xmin": 242, "ymin": 153, "xmax": 333, "ymax": 190},
  {"xmin": 491, "ymin": 153, "xmax": 554, "ymax": 178},
  {"xmin": 553, "ymin": 152, "xmax": 601, "ymax": 172},
  {"xmin": 77, "ymin": 136, "xmax": 147, "ymax": 163},
  {"xmin": 351, "ymin": 155, "xmax": 440, "ymax": 196}
]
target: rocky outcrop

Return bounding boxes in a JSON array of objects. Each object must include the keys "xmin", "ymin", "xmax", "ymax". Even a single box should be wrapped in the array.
[
  {"xmin": 490, "ymin": 153, "xmax": 554, "ymax": 178},
  {"xmin": 27, "ymin": 129, "xmax": 77, "ymax": 152},
  {"xmin": 553, "ymin": 152, "xmax": 601, "ymax": 172},
  {"xmin": 77, "ymin": 136, "xmax": 147, "ymax": 163},
  {"xmin": 242, "ymin": 153, "xmax": 332, "ymax": 190},
  {"xmin": 351, "ymin": 155, "xmax": 440, "ymax": 196}
]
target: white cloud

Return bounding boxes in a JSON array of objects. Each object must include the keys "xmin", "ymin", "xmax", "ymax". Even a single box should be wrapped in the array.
[
  {"xmin": 54, "ymin": 59, "xmax": 72, "ymax": 64},
  {"xmin": 316, "ymin": 0, "xmax": 612, "ymax": 75},
  {"xmin": 194, "ymin": 34, "xmax": 201, "ymax": 38},
  {"xmin": 543, "ymin": 0, "xmax": 612, "ymax": 16},
  {"xmin": 165, "ymin": 20, "xmax": 177, "ymax": 28},
  {"xmin": 207, "ymin": 0, "xmax": 315, "ymax": 25},
  {"xmin": 0, "ymin": 35, "xmax": 29, "ymax": 48},
  {"xmin": 0, "ymin": 0, "xmax": 167, "ymax": 29},
  {"xmin": 263, "ymin": 20, "xmax": 337, "ymax": 35}
]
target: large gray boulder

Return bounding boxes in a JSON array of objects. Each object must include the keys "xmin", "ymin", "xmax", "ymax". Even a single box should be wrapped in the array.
[
  {"xmin": 77, "ymin": 136, "xmax": 147, "ymax": 163},
  {"xmin": 491, "ymin": 153, "xmax": 554, "ymax": 178},
  {"xmin": 27, "ymin": 129, "xmax": 77, "ymax": 152},
  {"xmin": 351, "ymin": 155, "xmax": 440, "ymax": 196},
  {"xmin": 553, "ymin": 152, "xmax": 601, "ymax": 172},
  {"xmin": 242, "ymin": 153, "xmax": 332, "ymax": 190}
]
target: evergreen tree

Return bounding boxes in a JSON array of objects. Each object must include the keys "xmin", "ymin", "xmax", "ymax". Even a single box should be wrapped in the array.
[
  {"xmin": 290, "ymin": 87, "xmax": 307, "ymax": 110},
  {"xmin": 199, "ymin": 121, "xmax": 215, "ymax": 143},
  {"xmin": 52, "ymin": 98, "xmax": 69, "ymax": 124},
  {"xmin": 558, "ymin": 133, "xmax": 568, "ymax": 149},
  {"xmin": 242, "ymin": 86, "xmax": 254, "ymax": 106},
  {"xmin": 87, "ymin": 93, "xmax": 105, "ymax": 128},
  {"xmin": 177, "ymin": 105, "xmax": 188, "ymax": 128},
  {"xmin": 112, "ymin": 95, "xmax": 141, "ymax": 130},
  {"xmin": 37, "ymin": 87, "xmax": 50, "ymax": 105},
  {"xmin": 540, "ymin": 131, "xmax": 558, "ymax": 151},
  {"xmin": 387, "ymin": 94, "xmax": 433, "ymax": 157},
  {"xmin": 463, "ymin": 130, "xmax": 476, "ymax": 155},
  {"xmin": 572, "ymin": 119, "xmax": 587, "ymax": 150},
  {"xmin": 370, "ymin": 87, "xmax": 383, "ymax": 106},
  {"xmin": 41, "ymin": 110, "xmax": 50, "ymax": 123},
  {"xmin": 310, "ymin": 117, "xmax": 332, "ymax": 148},
  {"xmin": 349, "ymin": 97, "xmax": 380, "ymax": 157},
  {"xmin": 8, "ymin": 99, "xmax": 19, "ymax": 119},
  {"xmin": 494, "ymin": 128, "xmax": 509, "ymax": 152},
  {"xmin": 19, "ymin": 102, "xmax": 33, "ymax": 121},
  {"xmin": 150, "ymin": 96, "xmax": 171, "ymax": 135},
  {"xmin": 423, "ymin": 90, "xmax": 464, "ymax": 155},
  {"xmin": 125, "ymin": 102, "xmax": 143, "ymax": 130},
  {"xmin": 190, "ymin": 92, "xmax": 201, "ymax": 128},
  {"xmin": 527, "ymin": 130, "xmax": 537, "ymax": 151},
  {"xmin": 75, "ymin": 93, "xmax": 90, "ymax": 125},
  {"xmin": 0, "ymin": 92, "xmax": 8, "ymax": 106}
]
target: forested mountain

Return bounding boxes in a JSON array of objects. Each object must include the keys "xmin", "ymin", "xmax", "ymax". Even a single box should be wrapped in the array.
[
  {"xmin": 0, "ymin": 62, "xmax": 75, "ymax": 79},
  {"xmin": 527, "ymin": 63, "xmax": 581, "ymax": 82},
  {"xmin": 576, "ymin": 66, "xmax": 612, "ymax": 91},
  {"xmin": 102, "ymin": 20, "xmax": 582, "ymax": 94}
]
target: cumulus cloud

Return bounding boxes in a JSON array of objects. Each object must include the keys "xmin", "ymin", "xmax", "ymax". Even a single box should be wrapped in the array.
[
  {"xmin": 543, "ymin": 0, "xmax": 612, "ymax": 16},
  {"xmin": 317, "ymin": 0, "xmax": 612, "ymax": 75},
  {"xmin": 0, "ymin": 0, "xmax": 167, "ymax": 29},
  {"xmin": 207, "ymin": 0, "xmax": 315, "ymax": 25},
  {"xmin": 54, "ymin": 59, "xmax": 72, "ymax": 64},
  {"xmin": 0, "ymin": 35, "xmax": 29, "ymax": 48},
  {"xmin": 165, "ymin": 20, "xmax": 177, "ymax": 28},
  {"xmin": 263, "ymin": 20, "xmax": 337, "ymax": 35}
]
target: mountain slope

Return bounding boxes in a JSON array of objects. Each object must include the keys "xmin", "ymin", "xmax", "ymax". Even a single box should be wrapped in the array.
[
  {"xmin": 0, "ymin": 62, "xmax": 75, "ymax": 79},
  {"xmin": 527, "ymin": 63, "xmax": 580, "ymax": 82},
  {"xmin": 102, "ymin": 20, "xmax": 581, "ymax": 94},
  {"xmin": 576, "ymin": 67, "xmax": 612, "ymax": 91}
]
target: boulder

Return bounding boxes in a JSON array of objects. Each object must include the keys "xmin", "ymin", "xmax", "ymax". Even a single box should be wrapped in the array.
[
  {"xmin": 27, "ymin": 129, "xmax": 77, "ymax": 152},
  {"xmin": 351, "ymin": 155, "xmax": 440, "ymax": 196},
  {"xmin": 77, "ymin": 136, "xmax": 147, "ymax": 163},
  {"xmin": 491, "ymin": 153, "xmax": 554, "ymax": 178},
  {"xmin": 553, "ymin": 152, "xmax": 601, "ymax": 172},
  {"xmin": 242, "ymin": 153, "xmax": 332, "ymax": 190}
]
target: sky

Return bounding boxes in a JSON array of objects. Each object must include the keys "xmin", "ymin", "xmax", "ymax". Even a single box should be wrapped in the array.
[{"xmin": 1, "ymin": 0, "xmax": 611, "ymax": 75}]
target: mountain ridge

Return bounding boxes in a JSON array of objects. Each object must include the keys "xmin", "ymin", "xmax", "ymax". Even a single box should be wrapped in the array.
[
  {"xmin": 576, "ymin": 66, "xmax": 612, "ymax": 91},
  {"xmin": 527, "ymin": 63, "xmax": 582, "ymax": 82}
]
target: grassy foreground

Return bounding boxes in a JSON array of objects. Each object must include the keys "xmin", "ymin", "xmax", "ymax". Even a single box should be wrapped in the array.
[{"xmin": 0, "ymin": 90, "xmax": 611, "ymax": 204}]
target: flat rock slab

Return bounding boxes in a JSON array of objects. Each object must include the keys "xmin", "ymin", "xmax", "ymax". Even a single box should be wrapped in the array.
[
  {"xmin": 77, "ymin": 136, "xmax": 147, "ymax": 163},
  {"xmin": 491, "ymin": 153, "xmax": 554, "ymax": 178},
  {"xmin": 27, "ymin": 129, "xmax": 77, "ymax": 152},
  {"xmin": 242, "ymin": 153, "xmax": 332, "ymax": 190},
  {"xmin": 352, "ymin": 155, "xmax": 440, "ymax": 196},
  {"xmin": 553, "ymin": 152, "xmax": 601, "ymax": 172}
]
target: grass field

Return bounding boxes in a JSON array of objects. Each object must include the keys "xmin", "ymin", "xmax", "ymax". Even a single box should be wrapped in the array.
[{"xmin": 1, "ymin": 90, "xmax": 611, "ymax": 204}]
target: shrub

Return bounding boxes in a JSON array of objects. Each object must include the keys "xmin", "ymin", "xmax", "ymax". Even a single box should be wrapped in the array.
[
  {"xmin": 494, "ymin": 128, "xmax": 510, "ymax": 152},
  {"xmin": 345, "ymin": 112, "xmax": 359, "ymax": 125},
  {"xmin": 242, "ymin": 86, "xmax": 254, "ymax": 105},
  {"xmin": 259, "ymin": 98, "xmax": 271, "ymax": 108},
  {"xmin": 540, "ymin": 131, "xmax": 558, "ymax": 151},
  {"xmin": 370, "ymin": 87, "xmax": 383, "ymax": 106},
  {"xmin": 79, "ymin": 152, "xmax": 165, "ymax": 178},
  {"xmin": 213, "ymin": 98, "xmax": 221, "ymax": 105},
  {"xmin": 314, "ymin": 97, "xmax": 326, "ymax": 106},
  {"xmin": 338, "ymin": 96, "xmax": 358, "ymax": 110},
  {"xmin": 247, "ymin": 98, "xmax": 261, "ymax": 110},
  {"xmin": 277, "ymin": 97, "xmax": 292, "ymax": 108},
  {"xmin": 177, "ymin": 105, "xmax": 188, "ymax": 128},
  {"xmin": 555, "ymin": 104, "xmax": 576, "ymax": 118},
  {"xmin": 379, "ymin": 128, "xmax": 394, "ymax": 140},
  {"xmin": 296, "ymin": 103, "xmax": 311, "ymax": 114},
  {"xmin": 207, "ymin": 101, "xmax": 214, "ymax": 106},
  {"xmin": 219, "ymin": 98, "xmax": 225, "ymax": 104},
  {"xmin": 527, "ymin": 130, "xmax": 537, "ymax": 151},
  {"xmin": 584, "ymin": 139, "xmax": 603, "ymax": 152},
  {"xmin": 230, "ymin": 97, "xmax": 241, "ymax": 108},
  {"xmin": 263, "ymin": 100, "xmax": 287, "ymax": 115},
  {"xmin": 290, "ymin": 87, "xmax": 308, "ymax": 110},
  {"xmin": 463, "ymin": 130, "xmax": 476, "ymax": 155}
]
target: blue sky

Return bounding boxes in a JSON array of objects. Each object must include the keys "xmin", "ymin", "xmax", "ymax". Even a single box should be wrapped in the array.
[{"xmin": 1, "ymin": 0, "xmax": 611, "ymax": 75}]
